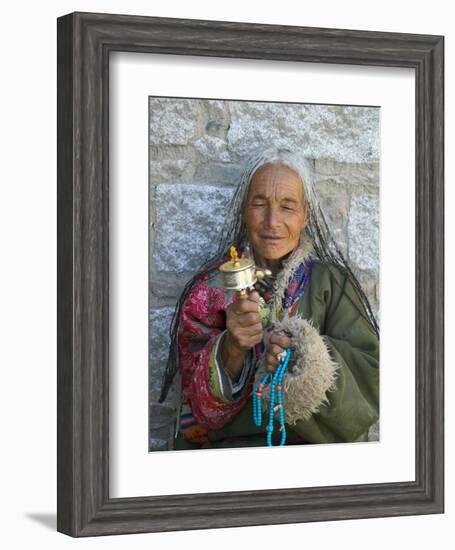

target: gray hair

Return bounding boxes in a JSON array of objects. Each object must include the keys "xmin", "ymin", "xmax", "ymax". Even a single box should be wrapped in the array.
[
  {"xmin": 217, "ymin": 147, "xmax": 317, "ymax": 254},
  {"xmin": 216, "ymin": 146, "xmax": 349, "ymax": 263}
]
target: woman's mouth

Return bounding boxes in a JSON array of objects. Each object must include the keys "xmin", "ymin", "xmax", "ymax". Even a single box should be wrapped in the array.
[{"xmin": 261, "ymin": 235, "xmax": 283, "ymax": 241}]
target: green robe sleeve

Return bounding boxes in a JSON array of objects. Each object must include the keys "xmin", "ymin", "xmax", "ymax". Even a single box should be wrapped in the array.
[{"xmin": 278, "ymin": 261, "xmax": 379, "ymax": 443}]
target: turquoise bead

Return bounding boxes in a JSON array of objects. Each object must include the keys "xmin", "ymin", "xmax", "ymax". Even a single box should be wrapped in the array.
[{"xmin": 253, "ymin": 347, "xmax": 292, "ymax": 446}]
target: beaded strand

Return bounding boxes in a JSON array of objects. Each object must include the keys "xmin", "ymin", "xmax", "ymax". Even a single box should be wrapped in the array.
[
  {"xmin": 252, "ymin": 372, "xmax": 270, "ymax": 427},
  {"xmin": 253, "ymin": 348, "xmax": 292, "ymax": 447}
]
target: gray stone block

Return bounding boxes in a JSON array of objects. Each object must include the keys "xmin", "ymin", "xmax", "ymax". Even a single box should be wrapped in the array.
[
  {"xmin": 316, "ymin": 184, "xmax": 350, "ymax": 257},
  {"xmin": 227, "ymin": 102, "xmax": 380, "ymax": 163},
  {"xmin": 315, "ymin": 159, "xmax": 379, "ymax": 182},
  {"xmin": 348, "ymin": 193, "xmax": 380, "ymax": 272},
  {"xmin": 150, "ymin": 271, "xmax": 197, "ymax": 302},
  {"xmin": 149, "ymin": 98, "xmax": 199, "ymax": 145},
  {"xmin": 201, "ymin": 99, "xmax": 230, "ymax": 139},
  {"xmin": 153, "ymin": 183, "xmax": 234, "ymax": 272},
  {"xmin": 149, "ymin": 307, "xmax": 175, "ymax": 400},
  {"xmin": 149, "ymin": 403, "xmax": 176, "ymax": 451},
  {"xmin": 149, "ymin": 438, "xmax": 169, "ymax": 451},
  {"xmin": 354, "ymin": 269, "xmax": 380, "ymax": 319},
  {"xmin": 193, "ymin": 163, "xmax": 244, "ymax": 186},
  {"xmin": 150, "ymin": 159, "xmax": 196, "ymax": 185},
  {"xmin": 194, "ymin": 135, "xmax": 231, "ymax": 162},
  {"xmin": 315, "ymin": 171, "xmax": 379, "ymax": 193}
]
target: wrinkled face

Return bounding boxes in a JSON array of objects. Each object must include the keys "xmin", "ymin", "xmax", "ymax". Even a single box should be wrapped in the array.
[{"xmin": 243, "ymin": 163, "xmax": 309, "ymax": 262}]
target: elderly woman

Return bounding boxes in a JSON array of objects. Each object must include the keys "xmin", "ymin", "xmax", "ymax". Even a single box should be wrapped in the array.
[{"xmin": 159, "ymin": 148, "xmax": 379, "ymax": 449}]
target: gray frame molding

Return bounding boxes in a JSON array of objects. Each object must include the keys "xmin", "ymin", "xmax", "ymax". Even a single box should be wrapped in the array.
[{"xmin": 57, "ymin": 11, "xmax": 444, "ymax": 536}]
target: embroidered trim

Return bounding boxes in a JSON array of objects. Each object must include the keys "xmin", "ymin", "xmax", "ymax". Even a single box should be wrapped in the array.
[
  {"xmin": 208, "ymin": 333, "xmax": 232, "ymax": 404},
  {"xmin": 271, "ymin": 232, "xmax": 314, "ymax": 322}
]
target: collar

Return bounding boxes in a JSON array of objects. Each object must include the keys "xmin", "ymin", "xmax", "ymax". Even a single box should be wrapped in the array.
[{"xmin": 271, "ymin": 232, "xmax": 314, "ymax": 319}]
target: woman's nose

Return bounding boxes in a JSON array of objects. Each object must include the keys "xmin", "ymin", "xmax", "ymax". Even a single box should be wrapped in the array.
[{"xmin": 265, "ymin": 205, "xmax": 280, "ymax": 228}]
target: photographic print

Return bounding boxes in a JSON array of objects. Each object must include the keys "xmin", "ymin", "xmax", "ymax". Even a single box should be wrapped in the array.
[{"xmin": 149, "ymin": 97, "xmax": 380, "ymax": 451}]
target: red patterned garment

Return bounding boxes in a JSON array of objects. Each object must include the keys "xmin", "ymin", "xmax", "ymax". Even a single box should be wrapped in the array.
[
  {"xmin": 177, "ymin": 255, "xmax": 249, "ymax": 436},
  {"xmin": 176, "ymin": 247, "xmax": 314, "ymax": 444}
]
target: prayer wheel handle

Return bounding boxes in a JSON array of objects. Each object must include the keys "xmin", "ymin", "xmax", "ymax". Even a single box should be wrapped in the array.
[{"xmin": 236, "ymin": 288, "xmax": 249, "ymax": 300}]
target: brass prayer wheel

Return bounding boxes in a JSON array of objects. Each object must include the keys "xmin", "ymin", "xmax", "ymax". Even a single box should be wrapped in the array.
[{"xmin": 219, "ymin": 246, "xmax": 272, "ymax": 299}]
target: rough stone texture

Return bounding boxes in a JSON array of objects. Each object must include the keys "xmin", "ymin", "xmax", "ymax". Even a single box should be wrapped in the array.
[
  {"xmin": 194, "ymin": 163, "xmax": 244, "ymax": 185},
  {"xmin": 228, "ymin": 103, "xmax": 379, "ymax": 163},
  {"xmin": 150, "ymin": 271, "xmax": 196, "ymax": 304},
  {"xmin": 149, "ymin": 97, "xmax": 199, "ymax": 145},
  {"xmin": 199, "ymin": 99, "xmax": 231, "ymax": 140},
  {"xmin": 316, "ymin": 181, "xmax": 350, "ymax": 258},
  {"xmin": 354, "ymin": 268, "xmax": 380, "ymax": 319},
  {"xmin": 149, "ymin": 97, "xmax": 380, "ymax": 450},
  {"xmin": 194, "ymin": 135, "xmax": 232, "ymax": 162},
  {"xmin": 348, "ymin": 193, "xmax": 380, "ymax": 272},
  {"xmin": 153, "ymin": 183, "xmax": 234, "ymax": 273},
  {"xmin": 149, "ymin": 158, "xmax": 196, "ymax": 185},
  {"xmin": 149, "ymin": 404, "xmax": 175, "ymax": 451},
  {"xmin": 149, "ymin": 307, "xmax": 175, "ymax": 401},
  {"xmin": 315, "ymin": 159, "xmax": 379, "ymax": 181}
]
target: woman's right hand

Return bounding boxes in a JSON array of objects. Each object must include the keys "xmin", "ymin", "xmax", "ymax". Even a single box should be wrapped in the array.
[
  {"xmin": 221, "ymin": 291, "xmax": 263, "ymax": 380},
  {"xmin": 226, "ymin": 290, "xmax": 263, "ymax": 350}
]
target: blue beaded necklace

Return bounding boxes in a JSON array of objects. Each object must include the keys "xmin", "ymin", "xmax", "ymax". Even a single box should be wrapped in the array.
[
  {"xmin": 252, "ymin": 254, "xmax": 312, "ymax": 447},
  {"xmin": 253, "ymin": 348, "xmax": 292, "ymax": 447}
]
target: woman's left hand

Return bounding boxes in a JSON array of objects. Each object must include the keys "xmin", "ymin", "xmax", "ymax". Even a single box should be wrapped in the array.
[{"xmin": 264, "ymin": 331, "xmax": 293, "ymax": 374}]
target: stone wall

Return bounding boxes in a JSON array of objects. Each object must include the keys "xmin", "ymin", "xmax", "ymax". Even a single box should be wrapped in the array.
[{"xmin": 149, "ymin": 97, "xmax": 380, "ymax": 450}]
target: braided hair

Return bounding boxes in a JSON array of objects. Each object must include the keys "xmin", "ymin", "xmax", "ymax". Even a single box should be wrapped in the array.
[{"xmin": 158, "ymin": 147, "xmax": 379, "ymax": 403}]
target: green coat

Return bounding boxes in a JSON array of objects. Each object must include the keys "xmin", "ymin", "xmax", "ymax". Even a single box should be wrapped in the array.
[{"xmin": 174, "ymin": 260, "xmax": 379, "ymax": 449}]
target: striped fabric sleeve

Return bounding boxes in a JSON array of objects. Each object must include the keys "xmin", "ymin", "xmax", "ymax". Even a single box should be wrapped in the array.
[{"xmin": 209, "ymin": 331, "xmax": 255, "ymax": 403}]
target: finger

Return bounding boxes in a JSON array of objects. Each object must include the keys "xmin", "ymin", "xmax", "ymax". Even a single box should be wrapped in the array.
[
  {"xmin": 269, "ymin": 331, "xmax": 292, "ymax": 343},
  {"xmin": 265, "ymin": 353, "xmax": 280, "ymax": 373},
  {"xmin": 271, "ymin": 337, "xmax": 292, "ymax": 351},
  {"xmin": 266, "ymin": 349, "xmax": 281, "ymax": 365},
  {"xmin": 267, "ymin": 343, "xmax": 285, "ymax": 358},
  {"xmin": 227, "ymin": 322, "xmax": 263, "ymax": 346},
  {"xmin": 231, "ymin": 321, "xmax": 262, "ymax": 336},
  {"xmin": 248, "ymin": 331, "xmax": 265, "ymax": 347},
  {"xmin": 231, "ymin": 323, "xmax": 263, "ymax": 342},
  {"xmin": 227, "ymin": 316, "xmax": 260, "ymax": 336},
  {"xmin": 232, "ymin": 329, "xmax": 263, "ymax": 349},
  {"xmin": 231, "ymin": 296, "xmax": 260, "ymax": 315},
  {"xmin": 269, "ymin": 333, "xmax": 293, "ymax": 349},
  {"xmin": 236, "ymin": 311, "xmax": 261, "ymax": 327}
]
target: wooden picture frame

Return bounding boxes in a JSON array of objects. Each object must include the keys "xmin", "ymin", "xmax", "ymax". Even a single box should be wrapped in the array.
[{"xmin": 57, "ymin": 11, "xmax": 444, "ymax": 536}]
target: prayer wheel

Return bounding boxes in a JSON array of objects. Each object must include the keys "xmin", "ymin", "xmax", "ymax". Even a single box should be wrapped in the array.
[{"xmin": 219, "ymin": 246, "xmax": 272, "ymax": 299}]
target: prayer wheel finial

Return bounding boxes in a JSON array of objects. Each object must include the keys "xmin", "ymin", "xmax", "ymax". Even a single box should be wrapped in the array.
[{"xmin": 229, "ymin": 245, "xmax": 239, "ymax": 266}]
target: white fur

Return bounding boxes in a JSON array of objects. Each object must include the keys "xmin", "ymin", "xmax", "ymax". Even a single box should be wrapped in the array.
[{"xmin": 255, "ymin": 315, "xmax": 339, "ymax": 425}]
